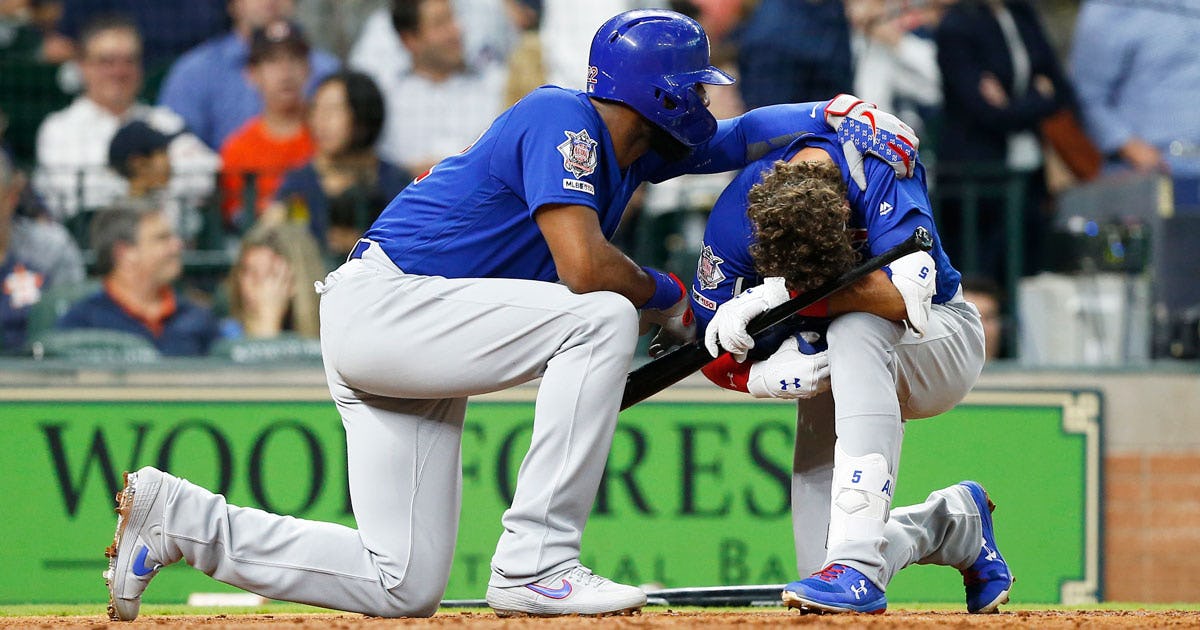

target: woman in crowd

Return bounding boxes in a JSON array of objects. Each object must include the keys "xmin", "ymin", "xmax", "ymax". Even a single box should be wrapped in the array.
[
  {"xmin": 271, "ymin": 70, "xmax": 410, "ymax": 257},
  {"xmin": 221, "ymin": 221, "xmax": 324, "ymax": 341}
]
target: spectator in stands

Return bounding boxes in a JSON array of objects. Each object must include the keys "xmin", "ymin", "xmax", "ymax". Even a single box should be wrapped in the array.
[
  {"xmin": 51, "ymin": 0, "xmax": 226, "ymax": 70},
  {"xmin": 1070, "ymin": 1, "xmax": 1200, "ymax": 178},
  {"xmin": 349, "ymin": 0, "xmax": 516, "ymax": 89},
  {"xmin": 33, "ymin": 15, "xmax": 218, "ymax": 223},
  {"xmin": 158, "ymin": 0, "xmax": 339, "ymax": 150},
  {"xmin": 500, "ymin": 0, "xmax": 543, "ymax": 107},
  {"xmin": 323, "ymin": 187, "xmax": 388, "ymax": 261},
  {"xmin": 736, "ymin": 0, "xmax": 852, "ymax": 108},
  {"xmin": 370, "ymin": 0, "xmax": 506, "ymax": 175},
  {"xmin": 108, "ymin": 120, "xmax": 171, "ymax": 201},
  {"xmin": 934, "ymin": 0, "xmax": 1072, "ymax": 281},
  {"xmin": 107, "ymin": 119, "xmax": 209, "ymax": 241},
  {"xmin": 845, "ymin": 0, "xmax": 944, "ymax": 137},
  {"xmin": 962, "ymin": 274, "xmax": 1004, "ymax": 360},
  {"xmin": 0, "ymin": 0, "xmax": 73, "ymax": 64},
  {"xmin": 271, "ymin": 71, "xmax": 410, "ymax": 255},
  {"xmin": 0, "ymin": 150, "xmax": 86, "ymax": 288},
  {"xmin": 0, "ymin": 151, "xmax": 50, "ymax": 352},
  {"xmin": 0, "ymin": 0, "xmax": 46, "ymax": 61},
  {"xmin": 221, "ymin": 221, "xmax": 323, "ymax": 340},
  {"xmin": 56, "ymin": 204, "xmax": 219, "ymax": 356},
  {"xmin": 219, "ymin": 20, "xmax": 314, "ymax": 230},
  {"xmin": 537, "ymin": 0, "xmax": 634, "ymax": 90}
]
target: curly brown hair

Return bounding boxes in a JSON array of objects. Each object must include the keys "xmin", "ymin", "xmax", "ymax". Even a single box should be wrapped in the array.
[{"xmin": 747, "ymin": 160, "xmax": 857, "ymax": 293}]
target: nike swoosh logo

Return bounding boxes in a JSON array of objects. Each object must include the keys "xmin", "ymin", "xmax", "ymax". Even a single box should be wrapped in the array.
[
  {"xmin": 525, "ymin": 579, "xmax": 572, "ymax": 599},
  {"xmin": 132, "ymin": 545, "xmax": 161, "ymax": 577},
  {"xmin": 809, "ymin": 104, "xmax": 819, "ymax": 118}
]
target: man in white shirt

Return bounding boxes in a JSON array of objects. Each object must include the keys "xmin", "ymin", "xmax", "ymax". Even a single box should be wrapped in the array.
[
  {"xmin": 348, "ymin": 0, "xmax": 516, "ymax": 91},
  {"xmin": 363, "ymin": 0, "xmax": 506, "ymax": 175},
  {"xmin": 34, "ymin": 15, "xmax": 219, "ymax": 231}
]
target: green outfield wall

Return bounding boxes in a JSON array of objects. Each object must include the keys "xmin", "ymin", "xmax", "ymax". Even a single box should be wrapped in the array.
[{"xmin": 0, "ymin": 388, "xmax": 1100, "ymax": 605}]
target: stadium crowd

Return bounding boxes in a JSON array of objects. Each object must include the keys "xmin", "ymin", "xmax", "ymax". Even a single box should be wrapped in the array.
[{"xmin": 0, "ymin": 0, "xmax": 1196, "ymax": 359}]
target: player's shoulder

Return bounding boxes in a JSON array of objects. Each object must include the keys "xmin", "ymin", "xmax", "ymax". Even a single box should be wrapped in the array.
[{"xmin": 510, "ymin": 86, "xmax": 594, "ymax": 120}]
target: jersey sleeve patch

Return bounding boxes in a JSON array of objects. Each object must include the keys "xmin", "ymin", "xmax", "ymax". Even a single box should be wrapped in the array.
[
  {"xmin": 562, "ymin": 178, "xmax": 595, "ymax": 194},
  {"xmin": 696, "ymin": 245, "xmax": 727, "ymax": 290},
  {"xmin": 557, "ymin": 129, "xmax": 599, "ymax": 178}
]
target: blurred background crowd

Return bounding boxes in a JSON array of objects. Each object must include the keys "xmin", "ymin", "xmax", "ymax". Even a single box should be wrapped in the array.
[{"xmin": 0, "ymin": 0, "xmax": 1197, "ymax": 364}]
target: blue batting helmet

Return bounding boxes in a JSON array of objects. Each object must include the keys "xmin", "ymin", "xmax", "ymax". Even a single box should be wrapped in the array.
[{"xmin": 587, "ymin": 9, "xmax": 734, "ymax": 147}]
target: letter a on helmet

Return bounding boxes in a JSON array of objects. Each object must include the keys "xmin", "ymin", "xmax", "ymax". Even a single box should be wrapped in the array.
[{"xmin": 587, "ymin": 9, "xmax": 734, "ymax": 147}]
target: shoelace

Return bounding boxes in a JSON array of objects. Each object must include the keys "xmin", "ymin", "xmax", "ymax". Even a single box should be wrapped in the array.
[
  {"xmin": 813, "ymin": 565, "xmax": 846, "ymax": 583},
  {"xmin": 566, "ymin": 565, "xmax": 610, "ymax": 588}
]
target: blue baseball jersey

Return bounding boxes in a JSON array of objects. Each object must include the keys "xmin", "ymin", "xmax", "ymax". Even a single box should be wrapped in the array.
[
  {"xmin": 364, "ymin": 86, "xmax": 836, "ymax": 281},
  {"xmin": 692, "ymin": 130, "xmax": 961, "ymax": 333}
]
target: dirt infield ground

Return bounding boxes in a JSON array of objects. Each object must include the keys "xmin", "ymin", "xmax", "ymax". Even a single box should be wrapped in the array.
[{"xmin": 5, "ymin": 610, "xmax": 1200, "ymax": 629}]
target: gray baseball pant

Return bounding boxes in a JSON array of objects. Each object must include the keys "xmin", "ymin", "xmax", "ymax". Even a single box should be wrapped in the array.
[
  {"xmin": 791, "ymin": 298, "xmax": 987, "ymax": 587},
  {"xmin": 150, "ymin": 242, "xmax": 639, "ymax": 615}
]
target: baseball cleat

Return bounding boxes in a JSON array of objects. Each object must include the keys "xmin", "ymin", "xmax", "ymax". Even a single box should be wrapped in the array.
[
  {"xmin": 959, "ymin": 480, "xmax": 1014, "ymax": 613},
  {"xmin": 104, "ymin": 466, "xmax": 175, "ymax": 621},
  {"xmin": 782, "ymin": 563, "xmax": 887, "ymax": 614},
  {"xmin": 485, "ymin": 565, "xmax": 646, "ymax": 617}
]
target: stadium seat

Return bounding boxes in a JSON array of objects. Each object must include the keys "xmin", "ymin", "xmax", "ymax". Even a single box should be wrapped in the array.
[
  {"xmin": 30, "ymin": 328, "xmax": 160, "ymax": 363},
  {"xmin": 26, "ymin": 280, "xmax": 102, "ymax": 341},
  {"xmin": 208, "ymin": 333, "xmax": 322, "ymax": 363}
]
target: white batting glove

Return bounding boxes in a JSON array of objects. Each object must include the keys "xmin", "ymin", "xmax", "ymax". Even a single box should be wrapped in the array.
[
  {"xmin": 887, "ymin": 250, "xmax": 936, "ymax": 337},
  {"xmin": 825, "ymin": 94, "xmax": 920, "ymax": 191},
  {"xmin": 747, "ymin": 334, "xmax": 831, "ymax": 400},
  {"xmin": 704, "ymin": 277, "xmax": 790, "ymax": 361}
]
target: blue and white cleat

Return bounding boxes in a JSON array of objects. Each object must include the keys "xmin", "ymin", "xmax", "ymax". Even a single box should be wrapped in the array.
[
  {"xmin": 104, "ymin": 467, "xmax": 175, "ymax": 621},
  {"xmin": 781, "ymin": 563, "xmax": 887, "ymax": 614},
  {"xmin": 959, "ymin": 480, "xmax": 1014, "ymax": 614}
]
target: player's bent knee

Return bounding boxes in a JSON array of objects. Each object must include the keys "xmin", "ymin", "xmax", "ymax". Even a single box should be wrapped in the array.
[
  {"xmin": 902, "ymin": 391, "xmax": 965, "ymax": 420},
  {"xmin": 580, "ymin": 290, "xmax": 639, "ymax": 341},
  {"xmin": 826, "ymin": 312, "xmax": 897, "ymax": 358},
  {"xmin": 374, "ymin": 586, "xmax": 443, "ymax": 618}
]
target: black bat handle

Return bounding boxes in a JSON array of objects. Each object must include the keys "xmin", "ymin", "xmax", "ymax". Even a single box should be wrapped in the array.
[{"xmin": 619, "ymin": 226, "xmax": 933, "ymax": 410}]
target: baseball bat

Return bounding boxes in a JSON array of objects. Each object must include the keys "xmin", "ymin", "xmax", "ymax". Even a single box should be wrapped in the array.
[{"xmin": 620, "ymin": 226, "xmax": 934, "ymax": 410}]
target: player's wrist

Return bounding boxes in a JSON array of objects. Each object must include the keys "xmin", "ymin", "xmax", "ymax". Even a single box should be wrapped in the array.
[{"xmin": 641, "ymin": 267, "xmax": 685, "ymax": 310}]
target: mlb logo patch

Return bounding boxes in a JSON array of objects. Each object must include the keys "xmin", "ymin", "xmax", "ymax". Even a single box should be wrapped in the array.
[
  {"xmin": 557, "ymin": 129, "xmax": 599, "ymax": 178},
  {"xmin": 696, "ymin": 245, "xmax": 726, "ymax": 290}
]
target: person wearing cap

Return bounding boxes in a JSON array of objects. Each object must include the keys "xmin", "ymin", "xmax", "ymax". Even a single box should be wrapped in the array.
[
  {"xmin": 33, "ymin": 14, "xmax": 219, "ymax": 221},
  {"xmin": 109, "ymin": 120, "xmax": 174, "ymax": 200},
  {"xmin": 157, "ymin": 0, "xmax": 340, "ymax": 150},
  {"xmin": 101, "ymin": 9, "xmax": 920, "ymax": 621},
  {"xmin": 217, "ymin": 19, "xmax": 315, "ymax": 230}
]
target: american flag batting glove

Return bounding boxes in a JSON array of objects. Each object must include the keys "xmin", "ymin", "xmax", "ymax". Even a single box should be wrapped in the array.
[{"xmin": 824, "ymin": 94, "xmax": 920, "ymax": 191}]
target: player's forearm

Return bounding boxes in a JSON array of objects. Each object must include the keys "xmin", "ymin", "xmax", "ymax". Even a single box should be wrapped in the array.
[
  {"xmin": 559, "ymin": 243, "xmax": 655, "ymax": 306},
  {"xmin": 827, "ymin": 270, "xmax": 906, "ymax": 322}
]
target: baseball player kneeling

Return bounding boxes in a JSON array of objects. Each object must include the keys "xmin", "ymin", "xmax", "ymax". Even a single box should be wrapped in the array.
[{"xmin": 692, "ymin": 95, "xmax": 1014, "ymax": 615}]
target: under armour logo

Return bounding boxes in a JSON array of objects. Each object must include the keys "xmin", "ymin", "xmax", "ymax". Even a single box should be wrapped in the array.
[
  {"xmin": 851, "ymin": 580, "xmax": 868, "ymax": 600},
  {"xmin": 983, "ymin": 540, "xmax": 998, "ymax": 562},
  {"xmin": 779, "ymin": 378, "xmax": 803, "ymax": 391}
]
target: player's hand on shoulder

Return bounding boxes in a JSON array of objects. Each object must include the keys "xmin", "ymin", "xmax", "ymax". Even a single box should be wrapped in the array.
[
  {"xmin": 704, "ymin": 277, "xmax": 790, "ymax": 361},
  {"xmin": 747, "ymin": 330, "xmax": 830, "ymax": 399},
  {"xmin": 824, "ymin": 94, "xmax": 919, "ymax": 191},
  {"xmin": 886, "ymin": 250, "xmax": 936, "ymax": 336},
  {"xmin": 640, "ymin": 271, "xmax": 696, "ymax": 357}
]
